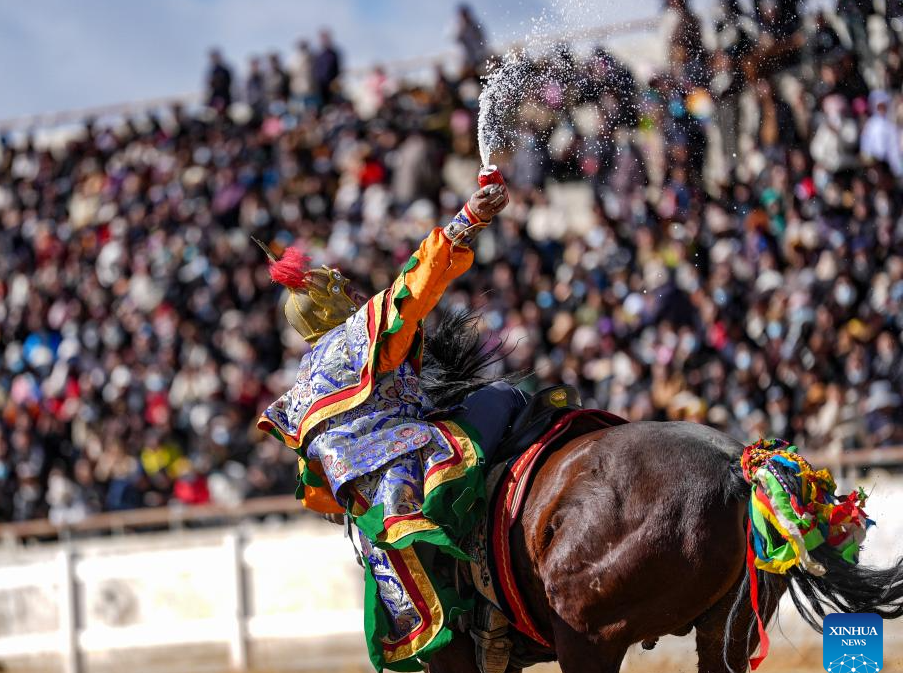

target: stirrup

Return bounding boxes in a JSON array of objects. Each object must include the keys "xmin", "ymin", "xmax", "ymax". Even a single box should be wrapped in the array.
[{"xmin": 470, "ymin": 600, "xmax": 512, "ymax": 673}]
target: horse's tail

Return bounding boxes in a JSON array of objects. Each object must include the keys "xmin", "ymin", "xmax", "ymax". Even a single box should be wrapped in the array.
[
  {"xmin": 725, "ymin": 451, "xmax": 750, "ymax": 501},
  {"xmin": 784, "ymin": 545, "xmax": 903, "ymax": 629},
  {"xmin": 723, "ymin": 439, "xmax": 903, "ymax": 670}
]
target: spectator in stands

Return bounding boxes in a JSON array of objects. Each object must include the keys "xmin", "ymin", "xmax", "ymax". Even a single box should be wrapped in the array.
[
  {"xmin": 864, "ymin": 381, "xmax": 903, "ymax": 447},
  {"xmin": 206, "ymin": 48, "xmax": 233, "ymax": 111},
  {"xmin": 747, "ymin": 0, "xmax": 804, "ymax": 79},
  {"xmin": 0, "ymin": 435, "xmax": 12, "ymax": 520},
  {"xmin": 313, "ymin": 30, "xmax": 341, "ymax": 105},
  {"xmin": 755, "ymin": 0, "xmax": 803, "ymax": 42},
  {"xmin": 288, "ymin": 40, "xmax": 315, "ymax": 108},
  {"xmin": 837, "ymin": 0, "xmax": 872, "ymax": 58},
  {"xmin": 172, "ymin": 458, "xmax": 211, "ymax": 506},
  {"xmin": 246, "ymin": 56, "xmax": 266, "ymax": 115},
  {"xmin": 455, "ymin": 4, "xmax": 489, "ymax": 74},
  {"xmin": 663, "ymin": 0, "xmax": 710, "ymax": 87},
  {"xmin": 860, "ymin": 90, "xmax": 903, "ymax": 176},
  {"xmin": 810, "ymin": 95, "xmax": 859, "ymax": 173},
  {"xmin": 265, "ymin": 52, "xmax": 291, "ymax": 104}
]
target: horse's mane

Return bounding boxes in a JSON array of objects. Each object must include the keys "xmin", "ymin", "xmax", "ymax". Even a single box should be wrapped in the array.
[{"xmin": 420, "ymin": 309, "xmax": 517, "ymax": 409}]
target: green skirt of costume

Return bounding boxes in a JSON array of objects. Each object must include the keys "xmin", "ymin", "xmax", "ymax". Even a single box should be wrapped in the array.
[{"xmin": 347, "ymin": 419, "xmax": 484, "ymax": 671}]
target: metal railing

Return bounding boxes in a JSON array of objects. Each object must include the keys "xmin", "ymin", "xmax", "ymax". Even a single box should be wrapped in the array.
[
  {"xmin": 0, "ymin": 494, "xmax": 308, "ymax": 544},
  {"xmin": 1, "ymin": 443, "xmax": 900, "ymax": 545}
]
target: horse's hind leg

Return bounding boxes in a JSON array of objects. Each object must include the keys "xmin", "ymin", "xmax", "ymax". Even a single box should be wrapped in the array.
[
  {"xmin": 694, "ymin": 574, "xmax": 781, "ymax": 673},
  {"xmin": 550, "ymin": 613, "xmax": 628, "ymax": 673}
]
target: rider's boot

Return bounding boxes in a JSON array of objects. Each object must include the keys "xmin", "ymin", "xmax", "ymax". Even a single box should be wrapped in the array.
[{"xmin": 470, "ymin": 598, "xmax": 512, "ymax": 673}]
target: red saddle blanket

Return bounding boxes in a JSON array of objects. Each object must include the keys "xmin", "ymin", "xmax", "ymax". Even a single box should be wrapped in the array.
[{"xmin": 473, "ymin": 408, "xmax": 628, "ymax": 647}]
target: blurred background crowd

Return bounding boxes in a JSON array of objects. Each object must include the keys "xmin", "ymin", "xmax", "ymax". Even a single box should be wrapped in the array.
[{"xmin": 1, "ymin": 0, "xmax": 902, "ymax": 523}]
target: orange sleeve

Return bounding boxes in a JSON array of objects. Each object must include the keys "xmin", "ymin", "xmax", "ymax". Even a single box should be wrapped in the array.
[
  {"xmin": 298, "ymin": 458, "xmax": 345, "ymax": 514},
  {"xmin": 377, "ymin": 228, "xmax": 473, "ymax": 373}
]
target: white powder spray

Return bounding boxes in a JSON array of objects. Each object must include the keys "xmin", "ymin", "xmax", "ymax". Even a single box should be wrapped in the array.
[
  {"xmin": 476, "ymin": 0, "xmax": 619, "ymax": 165},
  {"xmin": 477, "ymin": 51, "xmax": 535, "ymax": 166}
]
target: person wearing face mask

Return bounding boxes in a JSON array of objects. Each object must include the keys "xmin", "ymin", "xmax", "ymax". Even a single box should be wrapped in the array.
[
  {"xmin": 834, "ymin": 278, "xmax": 857, "ymax": 309},
  {"xmin": 254, "ymin": 174, "xmax": 532, "ymax": 671}
]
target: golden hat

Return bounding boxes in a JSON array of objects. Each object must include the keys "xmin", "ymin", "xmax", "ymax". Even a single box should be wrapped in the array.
[{"xmin": 254, "ymin": 238, "xmax": 357, "ymax": 344}]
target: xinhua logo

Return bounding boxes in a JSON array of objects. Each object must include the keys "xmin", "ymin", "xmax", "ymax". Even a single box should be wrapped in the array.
[{"xmin": 823, "ymin": 613, "xmax": 883, "ymax": 672}]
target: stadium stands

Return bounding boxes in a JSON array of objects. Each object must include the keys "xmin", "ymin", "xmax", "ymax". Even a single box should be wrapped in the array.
[{"xmin": 1, "ymin": 1, "xmax": 902, "ymax": 524}]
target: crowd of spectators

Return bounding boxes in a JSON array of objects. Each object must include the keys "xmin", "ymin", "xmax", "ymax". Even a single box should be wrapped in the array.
[{"xmin": 2, "ymin": 1, "xmax": 903, "ymax": 524}]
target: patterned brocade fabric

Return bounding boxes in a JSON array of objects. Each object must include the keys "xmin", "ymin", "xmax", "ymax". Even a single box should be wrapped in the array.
[
  {"xmin": 308, "ymin": 362, "xmax": 437, "ymax": 498},
  {"xmin": 442, "ymin": 208, "xmax": 485, "ymax": 247}
]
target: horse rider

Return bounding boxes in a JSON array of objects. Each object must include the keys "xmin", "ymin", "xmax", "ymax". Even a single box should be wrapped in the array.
[{"xmin": 256, "ymin": 176, "xmax": 528, "ymax": 671}]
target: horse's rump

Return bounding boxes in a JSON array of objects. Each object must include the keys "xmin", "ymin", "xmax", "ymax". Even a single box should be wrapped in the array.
[{"xmin": 513, "ymin": 422, "xmax": 749, "ymax": 644}]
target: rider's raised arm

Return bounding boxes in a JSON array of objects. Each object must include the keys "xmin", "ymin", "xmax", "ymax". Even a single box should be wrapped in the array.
[{"xmin": 376, "ymin": 183, "xmax": 508, "ymax": 373}]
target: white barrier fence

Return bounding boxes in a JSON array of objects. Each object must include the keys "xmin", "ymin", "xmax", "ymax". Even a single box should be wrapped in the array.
[{"xmin": 0, "ymin": 519, "xmax": 368, "ymax": 673}]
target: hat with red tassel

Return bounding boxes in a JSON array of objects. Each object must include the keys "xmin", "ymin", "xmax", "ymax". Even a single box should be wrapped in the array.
[{"xmin": 254, "ymin": 238, "xmax": 357, "ymax": 344}]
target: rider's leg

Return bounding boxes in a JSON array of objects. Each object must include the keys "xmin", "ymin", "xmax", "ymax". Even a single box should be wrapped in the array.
[{"xmin": 450, "ymin": 381, "xmax": 528, "ymax": 462}]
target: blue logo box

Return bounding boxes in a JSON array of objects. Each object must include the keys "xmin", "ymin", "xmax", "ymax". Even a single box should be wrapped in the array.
[{"xmin": 823, "ymin": 613, "xmax": 883, "ymax": 672}]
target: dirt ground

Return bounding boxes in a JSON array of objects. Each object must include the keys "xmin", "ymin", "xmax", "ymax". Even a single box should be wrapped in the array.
[{"xmin": 5, "ymin": 632, "xmax": 900, "ymax": 673}]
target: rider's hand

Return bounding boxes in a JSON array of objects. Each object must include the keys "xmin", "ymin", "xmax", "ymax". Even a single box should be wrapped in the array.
[{"xmin": 467, "ymin": 183, "xmax": 509, "ymax": 223}]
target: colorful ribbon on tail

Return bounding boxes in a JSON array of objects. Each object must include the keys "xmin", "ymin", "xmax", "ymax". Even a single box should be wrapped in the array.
[
  {"xmin": 746, "ymin": 520, "xmax": 770, "ymax": 670},
  {"xmin": 739, "ymin": 438, "xmax": 874, "ymax": 669}
]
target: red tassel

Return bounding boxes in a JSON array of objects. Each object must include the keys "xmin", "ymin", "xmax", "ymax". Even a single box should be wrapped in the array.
[
  {"xmin": 267, "ymin": 247, "xmax": 311, "ymax": 290},
  {"xmin": 747, "ymin": 519, "xmax": 771, "ymax": 670}
]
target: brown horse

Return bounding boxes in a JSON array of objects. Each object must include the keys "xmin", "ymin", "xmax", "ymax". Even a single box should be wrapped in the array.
[
  {"xmin": 415, "ymin": 314, "xmax": 903, "ymax": 673},
  {"xmin": 422, "ymin": 420, "xmax": 903, "ymax": 673}
]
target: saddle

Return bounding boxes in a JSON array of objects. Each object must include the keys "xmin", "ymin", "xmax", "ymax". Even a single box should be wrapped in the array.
[
  {"xmin": 490, "ymin": 384, "xmax": 585, "ymax": 465},
  {"xmin": 462, "ymin": 389, "xmax": 628, "ymax": 673}
]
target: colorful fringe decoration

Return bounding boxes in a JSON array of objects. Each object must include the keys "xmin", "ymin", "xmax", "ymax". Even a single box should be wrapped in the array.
[
  {"xmin": 742, "ymin": 438, "xmax": 873, "ymax": 576},
  {"xmin": 741, "ymin": 438, "xmax": 874, "ymax": 670}
]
